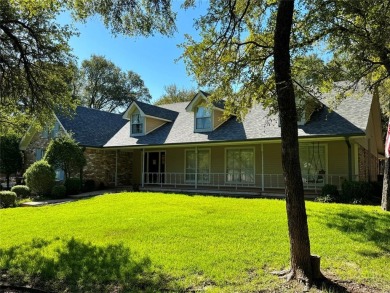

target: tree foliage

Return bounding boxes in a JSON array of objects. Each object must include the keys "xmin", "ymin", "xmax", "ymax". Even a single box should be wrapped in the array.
[
  {"xmin": 69, "ymin": 0, "xmax": 176, "ymax": 37},
  {"xmin": 0, "ymin": 0, "xmax": 77, "ymax": 133},
  {"xmin": 154, "ymin": 84, "xmax": 197, "ymax": 105},
  {"xmin": 44, "ymin": 134, "xmax": 86, "ymax": 180},
  {"xmin": 0, "ymin": 135, "xmax": 23, "ymax": 189},
  {"xmin": 301, "ymin": 0, "xmax": 390, "ymax": 211},
  {"xmin": 76, "ymin": 55, "xmax": 151, "ymax": 113}
]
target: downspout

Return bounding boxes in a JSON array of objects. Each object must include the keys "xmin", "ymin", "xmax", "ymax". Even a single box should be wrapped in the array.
[
  {"xmin": 115, "ymin": 150, "xmax": 118, "ymax": 187},
  {"xmin": 195, "ymin": 146, "xmax": 198, "ymax": 189},
  {"xmin": 261, "ymin": 144, "xmax": 265, "ymax": 192},
  {"xmin": 142, "ymin": 148, "xmax": 145, "ymax": 188},
  {"xmin": 345, "ymin": 137, "xmax": 353, "ymax": 181}
]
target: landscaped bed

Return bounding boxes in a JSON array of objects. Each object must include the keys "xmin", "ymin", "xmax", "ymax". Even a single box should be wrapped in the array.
[{"xmin": 0, "ymin": 192, "xmax": 389, "ymax": 292}]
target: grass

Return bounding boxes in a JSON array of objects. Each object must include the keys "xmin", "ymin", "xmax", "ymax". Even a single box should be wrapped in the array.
[{"xmin": 0, "ymin": 192, "xmax": 389, "ymax": 292}]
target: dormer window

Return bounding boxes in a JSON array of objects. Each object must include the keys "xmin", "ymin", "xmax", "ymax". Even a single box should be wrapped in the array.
[
  {"xmin": 131, "ymin": 113, "xmax": 143, "ymax": 135},
  {"xmin": 196, "ymin": 107, "xmax": 212, "ymax": 131}
]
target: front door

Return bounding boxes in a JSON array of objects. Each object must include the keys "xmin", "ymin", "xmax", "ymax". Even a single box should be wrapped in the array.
[{"xmin": 144, "ymin": 151, "xmax": 165, "ymax": 183}]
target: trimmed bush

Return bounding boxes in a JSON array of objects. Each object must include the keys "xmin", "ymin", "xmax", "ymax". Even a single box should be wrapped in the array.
[
  {"xmin": 321, "ymin": 184, "xmax": 339, "ymax": 197},
  {"xmin": 65, "ymin": 178, "xmax": 81, "ymax": 195},
  {"xmin": 83, "ymin": 179, "xmax": 95, "ymax": 192},
  {"xmin": 51, "ymin": 185, "xmax": 66, "ymax": 199},
  {"xmin": 11, "ymin": 185, "xmax": 31, "ymax": 198},
  {"xmin": 24, "ymin": 160, "xmax": 56, "ymax": 196},
  {"xmin": 0, "ymin": 191, "xmax": 17, "ymax": 208},
  {"xmin": 341, "ymin": 180, "xmax": 371, "ymax": 204}
]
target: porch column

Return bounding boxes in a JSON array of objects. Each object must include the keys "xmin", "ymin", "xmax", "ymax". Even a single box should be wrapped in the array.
[
  {"xmin": 195, "ymin": 146, "xmax": 198, "ymax": 189},
  {"xmin": 345, "ymin": 137, "xmax": 352, "ymax": 181},
  {"xmin": 141, "ymin": 148, "xmax": 145, "ymax": 188},
  {"xmin": 115, "ymin": 150, "xmax": 118, "ymax": 187},
  {"xmin": 261, "ymin": 144, "xmax": 264, "ymax": 192}
]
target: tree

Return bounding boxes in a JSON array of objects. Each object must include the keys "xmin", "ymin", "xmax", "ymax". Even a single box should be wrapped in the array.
[
  {"xmin": 0, "ymin": 135, "xmax": 23, "ymax": 189},
  {"xmin": 77, "ymin": 55, "xmax": 152, "ymax": 113},
  {"xmin": 0, "ymin": 0, "xmax": 77, "ymax": 133},
  {"xmin": 154, "ymin": 84, "xmax": 197, "ymax": 105},
  {"xmin": 182, "ymin": 0, "xmax": 315, "ymax": 286},
  {"xmin": 43, "ymin": 134, "xmax": 86, "ymax": 180},
  {"xmin": 301, "ymin": 0, "xmax": 390, "ymax": 211}
]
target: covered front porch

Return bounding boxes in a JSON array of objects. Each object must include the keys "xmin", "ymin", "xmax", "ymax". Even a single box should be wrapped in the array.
[{"xmin": 140, "ymin": 171, "xmax": 351, "ymax": 196}]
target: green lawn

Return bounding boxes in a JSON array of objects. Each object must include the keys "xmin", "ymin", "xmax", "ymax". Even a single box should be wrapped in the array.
[{"xmin": 0, "ymin": 192, "xmax": 389, "ymax": 292}]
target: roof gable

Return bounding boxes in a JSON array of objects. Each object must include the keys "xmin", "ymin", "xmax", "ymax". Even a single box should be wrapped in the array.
[
  {"xmin": 123, "ymin": 100, "xmax": 178, "ymax": 122},
  {"xmin": 186, "ymin": 90, "xmax": 225, "ymax": 112},
  {"xmin": 56, "ymin": 106, "xmax": 128, "ymax": 147}
]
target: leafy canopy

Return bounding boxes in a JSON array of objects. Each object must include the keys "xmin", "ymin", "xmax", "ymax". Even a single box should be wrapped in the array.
[
  {"xmin": 0, "ymin": 0, "xmax": 77, "ymax": 134},
  {"xmin": 76, "ymin": 55, "xmax": 152, "ymax": 113},
  {"xmin": 154, "ymin": 84, "xmax": 197, "ymax": 105}
]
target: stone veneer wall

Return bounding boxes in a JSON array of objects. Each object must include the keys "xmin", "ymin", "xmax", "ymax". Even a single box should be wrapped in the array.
[
  {"xmin": 83, "ymin": 149, "xmax": 133, "ymax": 187},
  {"xmin": 23, "ymin": 132, "xmax": 52, "ymax": 171},
  {"xmin": 358, "ymin": 146, "xmax": 379, "ymax": 182}
]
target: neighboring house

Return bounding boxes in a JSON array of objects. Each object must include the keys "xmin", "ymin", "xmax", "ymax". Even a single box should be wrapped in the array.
[{"xmin": 20, "ymin": 88, "xmax": 384, "ymax": 195}]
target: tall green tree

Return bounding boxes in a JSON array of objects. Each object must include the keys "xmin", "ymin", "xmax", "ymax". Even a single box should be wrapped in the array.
[
  {"xmin": 0, "ymin": 0, "xmax": 77, "ymax": 133},
  {"xmin": 182, "ymin": 0, "xmax": 316, "ymax": 286},
  {"xmin": 0, "ymin": 135, "xmax": 23, "ymax": 189},
  {"xmin": 302, "ymin": 0, "xmax": 390, "ymax": 211},
  {"xmin": 77, "ymin": 55, "xmax": 152, "ymax": 113},
  {"xmin": 44, "ymin": 134, "xmax": 86, "ymax": 180},
  {"xmin": 154, "ymin": 84, "xmax": 197, "ymax": 105}
]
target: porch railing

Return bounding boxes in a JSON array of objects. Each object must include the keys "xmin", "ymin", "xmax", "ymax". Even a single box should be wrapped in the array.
[{"xmin": 142, "ymin": 172, "xmax": 353, "ymax": 191}]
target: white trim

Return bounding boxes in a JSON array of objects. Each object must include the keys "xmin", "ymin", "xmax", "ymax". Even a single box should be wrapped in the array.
[
  {"xmin": 144, "ymin": 114, "xmax": 172, "ymax": 122},
  {"xmin": 123, "ymin": 103, "xmax": 145, "ymax": 120}
]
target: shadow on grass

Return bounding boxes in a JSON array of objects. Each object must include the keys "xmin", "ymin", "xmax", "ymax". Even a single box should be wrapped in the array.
[
  {"xmin": 0, "ymin": 237, "xmax": 173, "ymax": 292},
  {"xmin": 312, "ymin": 207, "xmax": 390, "ymax": 255}
]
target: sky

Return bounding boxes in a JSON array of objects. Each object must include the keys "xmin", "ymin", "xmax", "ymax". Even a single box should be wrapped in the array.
[{"xmin": 59, "ymin": 3, "xmax": 208, "ymax": 103}]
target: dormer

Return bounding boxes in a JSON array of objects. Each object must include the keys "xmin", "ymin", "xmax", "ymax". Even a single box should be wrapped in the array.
[
  {"xmin": 186, "ymin": 91, "xmax": 228, "ymax": 133},
  {"xmin": 296, "ymin": 96, "xmax": 322, "ymax": 126},
  {"xmin": 123, "ymin": 101, "xmax": 178, "ymax": 137}
]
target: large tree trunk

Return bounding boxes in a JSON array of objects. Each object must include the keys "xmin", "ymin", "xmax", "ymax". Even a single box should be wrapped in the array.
[
  {"xmin": 382, "ymin": 158, "xmax": 390, "ymax": 211},
  {"xmin": 273, "ymin": 0, "xmax": 313, "ymax": 286}
]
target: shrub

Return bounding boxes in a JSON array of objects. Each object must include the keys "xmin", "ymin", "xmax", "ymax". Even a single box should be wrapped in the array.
[
  {"xmin": 98, "ymin": 182, "xmax": 106, "ymax": 190},
  {"xmin": 11, "ymin": 185, "xmax": 31, "ymax": 198},
  {"xmin": 51, "ymin": 185, "xmax": 66, "ymax": 199},
  {"xmin": 321, "ymin": 184, "xmax": 339, "ymax": 197},
  {"xmin": 65, "ymin": 178, "xmax": 81, "ymax": 195},
  {"xmin": 83, "ymin": 179, "xmax": 95, "ymax": 192},
  {"xmin": 24, "ymin": 160, "xmax": 56, "ymax": 196},
  {"xmin": 0, "ymin": 191, "xmax": 17, "ymax": 208},
  {"xmin": 341, "ymin": 180, "xmax": 371, "ymax": 204}
]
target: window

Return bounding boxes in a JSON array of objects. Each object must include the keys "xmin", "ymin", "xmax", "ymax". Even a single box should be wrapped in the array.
[
  {"xmin": 226, "ymin": 148, "xmax": 254, "ymax": 183},
  {"xmin": 35, "ymin": 148, "xmax": 45, "ymax": 161},
  {"xmin": 299, "ymin": 143, "xmax": 326, "ymax": 183},
  {"xmin": 131, "ymin": 113, "xmax": 143, "ymax": 135},
  {"xmin": 185, "ymin": 149, "xmax": 210, "ymax": 182},
  {"xmin": 42, "ymin": 122, "xmax": 60, "ymax": 138},
  {"xmin": 195, "ymin": 107, "xmax": 212, "ymax": 131}
]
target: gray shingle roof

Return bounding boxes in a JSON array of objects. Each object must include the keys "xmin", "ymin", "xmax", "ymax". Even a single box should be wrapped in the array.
[
  {"xmin": 134, "ymin": 100, "xmax": 178, "ymax": 121},
  {"xmin": 56, "ymin": 106, "xmax": 128, "ymax": 147},
  {"xmin": 104, "ymin": 92, "xmax": 372, "ymax": 148}
]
